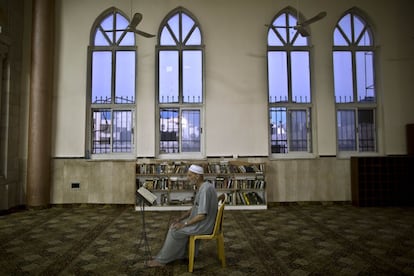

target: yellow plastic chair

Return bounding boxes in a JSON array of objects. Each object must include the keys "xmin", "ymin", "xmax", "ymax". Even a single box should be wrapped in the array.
[{"xmin": 188, "ymin": 194, "xmax": 227, "ymax": 272}]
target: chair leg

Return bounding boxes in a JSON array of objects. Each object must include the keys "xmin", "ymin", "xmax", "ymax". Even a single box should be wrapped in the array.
[
  {"xmin": 217, "ymin": 235, "xmax": 226, "ymax": 267},
  {"xmin": 188, "ymin": 237, "xmax": 196, "ymax": 272}
]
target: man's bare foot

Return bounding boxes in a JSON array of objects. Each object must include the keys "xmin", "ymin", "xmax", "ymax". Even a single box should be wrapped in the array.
[{"xmin": 146, "ymin": 259, "xmax": 165, "ymax": 267}]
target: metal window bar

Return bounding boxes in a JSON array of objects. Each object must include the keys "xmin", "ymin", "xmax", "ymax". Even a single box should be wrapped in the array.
[
  {"xmin": 182, "ymin": 95, "xmax": 202, "ymax": 104},
  {"xmin": 289, "ymin": 110, "xmax": 308, "ymax": 151},
  {"xmin": 269, "ymin": 95, "xmax": 288, "ymax": 103},
  {"xmin": 92, "ymin": 110, "xmax": 111, "ymax": 154},
  {"xmin": 270, "ymin": 108, "xmax": 288, "ymax": 153},
  {"xmin": 358, "ymin": 123, "xmax": 375, "ymax": 151},
  {"xmin": 159, "ymin": 109, "xmax": 179, "ymax": 153},
  {"xmin": 292, "ymin": 96, "xmax": 309, "ymax": 103},
  {"xmin": 339, "ymin": 139, "xmax": 356, "ymax": 151},
  {"xmin": 358, "ymin": 109, "xmax": 376, "ymax": 152},
  {"xmin": 335, "ymin": 96, "xmax": 353, "ymax": 103},
  {"xmin": 115, "ymin": 96, "xmax": 135, "ymax": 104},
  {"xmin": 181, "ymin": 110, "xmax": 200, "ymax": 152},
  {"xmin": 160, "ymin": 95, "xmax": 179, "ymax": 104},
  {"xmin": 112, "ymin": 110, "xmax": 133, "ymax": 152},
  {"xmin": 160, "ymin": 141, "xmax": 179, "ymax": 153},
  {"xmin": 93, "ymin": 96, "xmax": 112, "ymax": 104},
  {"xmin": 337, "ymin": 110, "xmax": 356, "ymax": 151}
]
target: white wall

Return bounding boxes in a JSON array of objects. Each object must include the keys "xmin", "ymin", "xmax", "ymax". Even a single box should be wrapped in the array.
[{"xmin": 52, "ymin": 0, "xmax": 414, "ymax": 158}]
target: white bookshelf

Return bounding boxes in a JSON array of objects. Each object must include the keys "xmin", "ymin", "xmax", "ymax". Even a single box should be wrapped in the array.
[{"xmin": 136, "ymin": 160, "xmax": 267, "ymax": 211}]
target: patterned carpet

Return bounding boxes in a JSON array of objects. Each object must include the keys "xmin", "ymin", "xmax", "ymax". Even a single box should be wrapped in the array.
[{"xmin": 1, "ymin": 203, "xmax": 414, "ymax": 275}]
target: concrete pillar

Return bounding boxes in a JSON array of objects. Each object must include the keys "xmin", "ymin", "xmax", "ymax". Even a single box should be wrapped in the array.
[{"xmin": 26, "ymin": 0, "xmax": 54, "ymax": 208}]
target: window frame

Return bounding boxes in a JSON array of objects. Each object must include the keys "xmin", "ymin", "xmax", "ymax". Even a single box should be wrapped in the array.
[
  {"xmin": 156, "ymin": 7, "xmax": 205, "ymax": 159},
  {"xmin": 333, "ymin": 8, "xmax": 378, "ymax": 156},
  {"xmin": 267, "ymin": 7, "xmax": 314, "ymax": 158},
  {"xmin": 86, "ymin": 7, "xmax": 137, "ymax": 160}
]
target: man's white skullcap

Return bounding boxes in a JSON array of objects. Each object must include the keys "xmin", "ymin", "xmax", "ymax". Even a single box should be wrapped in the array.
[{"xmin": 188, "ymin": 164, "xmax": 204, "ymax": 175}]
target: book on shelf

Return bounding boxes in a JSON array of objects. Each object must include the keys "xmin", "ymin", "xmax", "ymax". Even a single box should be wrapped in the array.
[
  {"xmin": 251, "ymin": 191, "xmax": 264, "ymax": 205},
  {"xmin": 227, "ymin": 178, "xmax": 233, "ymax": 189},
  {"xmin": 160, "ymin": 193, "xmax": 168, "ymax": 206},
  {"xmin": 169, "ymin": 199, "xmax": 182, "ymax": 205},
  {"xmin": 214, "ymin": 176, "xmax": 225, "ymax": 189},
  {"xmin": 234, "ymin": 191, "xmax": 264, "ymax": 205},
  {"xmin": 143, "ymin": 177, "xmax": 168, "ymax": 190},
  {"xmin": 237, "ymin": 192, "xmax": 243, "ymax": 205},
  {"xmin": 242, "ymin": 192, "xmax": 250, "ymax": 205},
  {"xmin": 143, "ymin": 179, "xmax": 154, "ymax": 190}
]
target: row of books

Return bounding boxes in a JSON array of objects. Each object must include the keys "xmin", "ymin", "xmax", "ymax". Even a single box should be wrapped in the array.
[
  {"xmin": 140, "ymin": 177, "xmax": 265, "ymax": 191},
  {"xmin": 140, "ymin": 178, "xmax": 195, "ymax": 191},
  {"xmin": 136, "ymin": 162, "xmax": 265, "ymax": 175},
  {"xmin": 136, "ymin": 192, "xmax": 194, "ymax": 207},
  {"xmin": 137, "ymin": 163, "xmax": 188, "ymax": 175},
  {"xmin": 157, "ymin": 194, "xmax": 194, "ymax": 206},
  {"xmin": 211, "ymin": 177, "xmax": 265, "ymax": 190},
  {"xmin": 137, "ymin": 191, "xmax": 265, "ymax": 206},
  {"xmin": 224, "ymin": 191, "xmax": 265, "ymax": 205},
  {"xmin": 205, "ymin": 163, "xmax": 264, "ymax": 174}
]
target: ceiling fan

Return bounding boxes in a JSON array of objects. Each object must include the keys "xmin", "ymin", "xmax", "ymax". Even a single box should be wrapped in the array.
[
  {"xmin": 266, "ymin": 11, "xmax": 327, "ymax": 37},
  {"xmin": 127, "ymin": 12, "xmax": 155, "ymax": 38},
  {"xmin": 294, "ymin": 11, "xmax": 327, "ymax": 37}
]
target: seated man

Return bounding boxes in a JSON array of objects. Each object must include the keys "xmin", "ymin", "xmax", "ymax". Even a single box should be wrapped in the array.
[{"xmin": 146, "ymin": 164, "xmax": 218, "ymax": 267}]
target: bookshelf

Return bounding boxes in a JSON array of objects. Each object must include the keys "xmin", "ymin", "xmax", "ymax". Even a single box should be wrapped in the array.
[{"xmin": 136, "ymin": 160, "xmax": 267, "ymax": 211}]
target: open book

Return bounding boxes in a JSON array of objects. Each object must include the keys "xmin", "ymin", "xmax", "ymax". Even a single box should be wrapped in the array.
[{"xmin": 137, "ymin": 187, "xmax": 157, "ymax": 206}]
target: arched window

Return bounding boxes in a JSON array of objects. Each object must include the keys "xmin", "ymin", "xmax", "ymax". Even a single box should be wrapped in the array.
[
  {"xmin": 333, "ymin": 8, "xmax": 376, "ymax": 152},
  {"xmin": 156, "ymin": 7, "xmax": 204, "ymax": 157},
  {"xmin": 267, "ymin": 8, "xmax": 312, "ymax": 155},
  {"xmin": 87, "ymin": 7, "xmax": 136, "ymax": 157}
]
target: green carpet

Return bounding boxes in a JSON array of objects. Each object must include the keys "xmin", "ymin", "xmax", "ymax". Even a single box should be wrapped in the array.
[{"xmin": 1, "ymin": 204, "xmax": 413, "ymax": 275}]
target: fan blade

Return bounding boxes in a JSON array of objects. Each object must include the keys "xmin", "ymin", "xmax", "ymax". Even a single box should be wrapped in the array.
[
  {"xmin": 129, "ymin": 13, "xmax": 143, "ymax": 28},
  {"xmin": 127, "ymin": 13, "xmax": 155, "ymax": 38},
  {"xmin": 131, "ymin": 28, "xmax": 156, "ymax": 38},
  {"xmin": 300, "ymin": 11, "xmax": 327, "ymax": 27},
  {"xmin": 294, "ymin": 26, "xmax": 310, "ymax": 37},
  {"xmin": 265, "ymin": 24, "xmax": 293, "ymax": 29}
]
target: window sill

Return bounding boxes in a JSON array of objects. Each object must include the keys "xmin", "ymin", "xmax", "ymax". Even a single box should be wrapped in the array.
[
  {"xmin": 157, "ymin": 153, "xmax": 206, "ymax": 160},
  {"xmin": 336, "ymin": 152, "xmax": 381, "ymax": 159},
  {"xmin": 89, "ymin": 153, "xmax": 136, "ymax": 161},
  {"xmin": 269, "ymin": 152, "xmax": 316, "ymax": 160}
]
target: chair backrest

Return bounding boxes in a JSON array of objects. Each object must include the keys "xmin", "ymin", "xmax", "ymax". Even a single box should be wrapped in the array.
[{"xmin": 211, "ymin": 194, "xmax": 226, "ymax": 236}]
